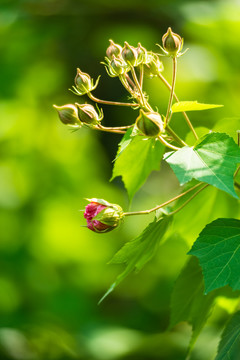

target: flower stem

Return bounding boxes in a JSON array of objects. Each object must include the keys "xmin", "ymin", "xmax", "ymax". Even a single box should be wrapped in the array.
[
  {"xmin": 123, "ymin": 183, "xmax": 203, "ymax": 216},
  {"xmin": 165, "ymin": 125, "xmax": 188, "ymax": 147},
  {"xmin": 158, "ymin": 73, "xmax": 198, "ymax": 140},
  {"xmin": 88, "ymin": 92, "xmax": 138, "ymax": 108},
  {"xmin": 158, "ymin": 135, "xmax": 180, "ymax": 151},
  {"xmin": 131, "ymin": 65, "xmax": 146, "ymax": 107},
  {"xmin": 93, "ymin": 125, "xmax": 126, "ymax": 134},
  {"xmin": 168, "ymin": 184, "xmax": 209, "ymax": 216},
  {"xmin": 165, "ymin": 56, "xmax": 177, "ymax": 126}
]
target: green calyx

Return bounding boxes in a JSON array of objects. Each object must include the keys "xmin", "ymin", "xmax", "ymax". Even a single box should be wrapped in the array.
[
  {"xmin": 106, "ymin": 39, "xmax": 122, "ymax": 59},
  {"xmin": 162, "ymin": 27, "xmax": 183, "ymax": 56},
  {"xmin": 53, "ymin": 104, "xmax": 82, "ymax": 128},
  {"xmin": 76, "ymin": 103, "xmax": 103, "ymax": 125},
  {"xmin": 136, "ymin": 109, "xmax": 164, "ymax": 137},
  {"xmin": 122, "ymin": 42, "xmax": 138, "ymax": 66},
  {"xmin": 73, "ymin": 68, "xmax": 100, "ymax": 96}
]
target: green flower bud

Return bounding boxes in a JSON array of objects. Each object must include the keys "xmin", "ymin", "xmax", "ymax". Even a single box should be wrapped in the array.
[
  {"xmin": 136, "ymin": 109, "xmax": 164, "ymax": 137},
  {"xmin": 53, "ymin": 104, "xmax": 82, "ymax": 128},
  {"xmin": 76, "ymin": 103, "xmax": 103, "ymax": 125},
  {"xmin": 121, "ymin": 42, "xmax": 138, "ymax": 66},
  {"xmin": 109, "ymin": 56, "xmax": 127, "ymax": 76},
  {"xmin": 162, "ymin": 27, "xmax": 182, "ymax": 57},
  {"xmin": 106, "ymin": 40, "xmax": 122, "ymax": 59},
  {"xmin": 74, "ymin": 68, "xmax": 100, "ymax": 95},
  {"xmin": 136, "ymin": 43, "xmax": 148, "ymax": 65},
  {"xmin": 144, "ymin": 53, "xmax": 164, "ymax": 77}
]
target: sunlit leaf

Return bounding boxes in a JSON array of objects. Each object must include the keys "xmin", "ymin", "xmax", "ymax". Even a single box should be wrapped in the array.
[
  {"xmin": 172, "ymin": 101, "xmax": 223, "ymax": 113},
  {"xmin": 189, "ymin": 218, "xmax": 240, "ymax": 293},
  {"xmin": 112, "ymin": 135, "xmax": 165, "ymax": 200},
  {"xmin": 164, "ymin": 132, "xmax": 240, "ymax": 198}
]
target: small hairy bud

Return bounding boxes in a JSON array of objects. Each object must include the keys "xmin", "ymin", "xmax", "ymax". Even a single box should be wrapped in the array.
[
  {"xmin": 53, "ymin": 104, "xmax": 82, "ymax": 128},
  {"xmin": 121, "ymin": 42, "xmax": 138, "ymax": 66},
  {"xmin": 136, "ymin": 43, "xmax": 148, "ymax": 65},
  {"xmin": 76, "ymin": 103, "xmax": 103, "ymax": 125},
  {"xmin": 136, "ymin": 109, "xmax": 164, "ymax": 137},
  {"xmin": 144, "ymin": 53, "xmax": 164, "ymax": 77},
  {"xmin": 109, "ymin": 56, "xmax": 127, "ymax": 76},
  {"xmin": 106, "ymin": 40, "xmax": 122, "ymax": 59},
  {"xmin": 84, "ymin": 199, "xmax": 124, "ymax": 233},
  {"xmin": 74, "ymin": 68, "xmax": 99, "ymax": 95},
  {"xmin": 162, "ymin": 27, "xmax": 182, "ymax": 56}
]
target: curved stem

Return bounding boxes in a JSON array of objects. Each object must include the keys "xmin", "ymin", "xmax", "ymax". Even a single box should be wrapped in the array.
[
  {"xmin": 125, "ymin": 73, "xmax": 136, "ymax": 90},
  {"xmin": 165, "ymin": 57, "xmax": 177, "ymax": 126},
  {"xmin": 123, "ymin": 183, "xmax": 203, "ymax": 216},
  {"xmin": 168, "ymin": 184, "xmax": 209, "ymax": 216},
  {"xmin": 98, "ymin": 124, "xmax": 133, "ymax": 130},
  {"xmin": 165, "ymin": 125, "xmax": 188, "ymax": 147},
  {"xmin": 93, "ymin": 125, "xmax": 126, "ymax": 134},
  {"xmin": 88, "ymin": 92, "xmax": 138, "ymax": 108},
  {"xmin": 158, "ymin": 135, "xmax": 180, "ymax": 151},
  {"xmin": 158, "ymin": 73, "xmax": 198, "ymax": 140},
  {"xmin": 119, "ymin": 74, "xmax": 136, "ymax": 96}
]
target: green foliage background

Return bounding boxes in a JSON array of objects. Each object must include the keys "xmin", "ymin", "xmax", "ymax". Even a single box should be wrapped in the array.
[{"xmin": 0, "ymin": 0, "xmax": 240, "ymax": 359}]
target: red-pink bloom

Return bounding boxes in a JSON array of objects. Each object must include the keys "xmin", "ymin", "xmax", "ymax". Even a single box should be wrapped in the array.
[
  {"xmin": 84, "ymin": 202, "xmax": 110, "ymax": 232},
  {"xmin": 83, "ymin": 199, "xmax": 124, "ymax": 233}
]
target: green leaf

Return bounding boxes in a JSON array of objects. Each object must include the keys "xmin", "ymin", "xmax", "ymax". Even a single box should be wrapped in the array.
[
  {"xmin": 115, "ymin": 127, "xmax": 134, "ymax": 159},
  {"xmin": 215, "ymin": 311, "xmax": 240, "ymax": 360},
  {"xmin": 112, "ymin": 135, "xmax": 165, "ymax": 200},
  {"xmin": 171, "ymin": 101, "xmax": 223, "ymax": 113},
  {"xmin": 189, "ymin": 218, "xmax": 240, "ymax": 293},
  {"xmin": 164, "ymin": 132, "xmax": 240, "ymax": 198},
  {"xmin": 170, "ymin": 257, "xmax": 217, "ymax": 349},
  {"xmin": 99, "ymin": 214, "xmax": 172, "ymax": 303}
]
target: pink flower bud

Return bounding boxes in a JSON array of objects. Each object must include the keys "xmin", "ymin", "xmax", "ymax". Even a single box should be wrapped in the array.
[{"xmin": 83, "ymin": 199, "xmax": 124, "ymax": 233}]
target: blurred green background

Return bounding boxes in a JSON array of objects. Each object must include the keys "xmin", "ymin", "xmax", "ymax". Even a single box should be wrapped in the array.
[{"xmin": 0, "ymin": 0, "xmax": 240, "ymax": 359}]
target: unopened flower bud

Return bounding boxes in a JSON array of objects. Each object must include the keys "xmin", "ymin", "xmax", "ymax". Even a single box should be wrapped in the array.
[
  {"xmin": 74, "ymin": 68, "xmax": 99, "ymax": 95},
  {"xmin": 144, "ymin": 53, "xmax": 164, "ymax": 77},
  {"xmin": 136, "ymin": 109, "xmax": 164, "ymax": 137},
  {"xmin": 121, "ymin": 42, "xmax": 138, "ymax": 66},
  {"xmin": 162, "ymin": 27, "xmax": 182, "ymax": 57},
  {"xmin": 106, "ymin": 40, "xmax": 122, "ymax": 59},
  {"xmin": 76, "ymin": 103, "xmax": 103, "ymax": 125},
  {"xmin": 84, "ymin": 198, "xmax": 124, "ymax": 233},
  {"xmin": 53, "ymin": 104, "xmax": 82, "ymax": 128},
  {"xmin": 136, "ymin": 43, "xmax": 148, "ymax": 65},
  {"xmin": 109, "ymin": 56, "xmax": 126, "ymax": 76}
]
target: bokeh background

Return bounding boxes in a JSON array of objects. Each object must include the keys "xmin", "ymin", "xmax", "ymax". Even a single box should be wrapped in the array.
[{"xmin": 0, "ymin": 0, "xmax": 240, "ymax": 359}]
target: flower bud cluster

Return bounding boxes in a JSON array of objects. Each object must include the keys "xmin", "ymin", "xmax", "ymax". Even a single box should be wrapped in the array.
[
  {"xmin": 53, "ymin": 103, "xmax": 103, "ymax": 128},
  {"xmin": 103, "ymin": 40, "xmax": 162, "ymax": 77}
]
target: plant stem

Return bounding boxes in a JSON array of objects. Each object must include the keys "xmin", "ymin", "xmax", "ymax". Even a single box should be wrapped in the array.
[
  {"xmin": 158, "ymin": 135, "xmax": 180, "ymax": 151},
  {"xmin": 165, "ymin": 125, "xmax": 188, "ymax": 147},
  {"xmin": 123, "ymin": 183, "xmax": 203, "ymax": 216},
  {"xmin": 125, "ymin": 73, "xmax": 136, "ymax": 90},
  {"xmin": 165, "ymin": 57, "xmax": 177, "ymax": 126},
  {"xmin": 119, "ymin": 74, "xmax": 136, "ymax": 97},
  {"xmin": 158, "ymin": 73, "xmax": 198, "ymax": 140},
  {"xmin": 131, "ymin": 65, "xmax": 146, "ymax": 106},
  {"xmin": 88, "ymin": 92, "xmax": 138, "ymax": 108},
  {"xmin": 93, "ymin": 125, "xmax": 126, "ymax": 134},
  {"xmin": 139, "ymin": 63, "xmax": 144, "ymax": 89},
  {"xmin": 168, "ymin": 184, "xmax": 209, "ymax": 216}
]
